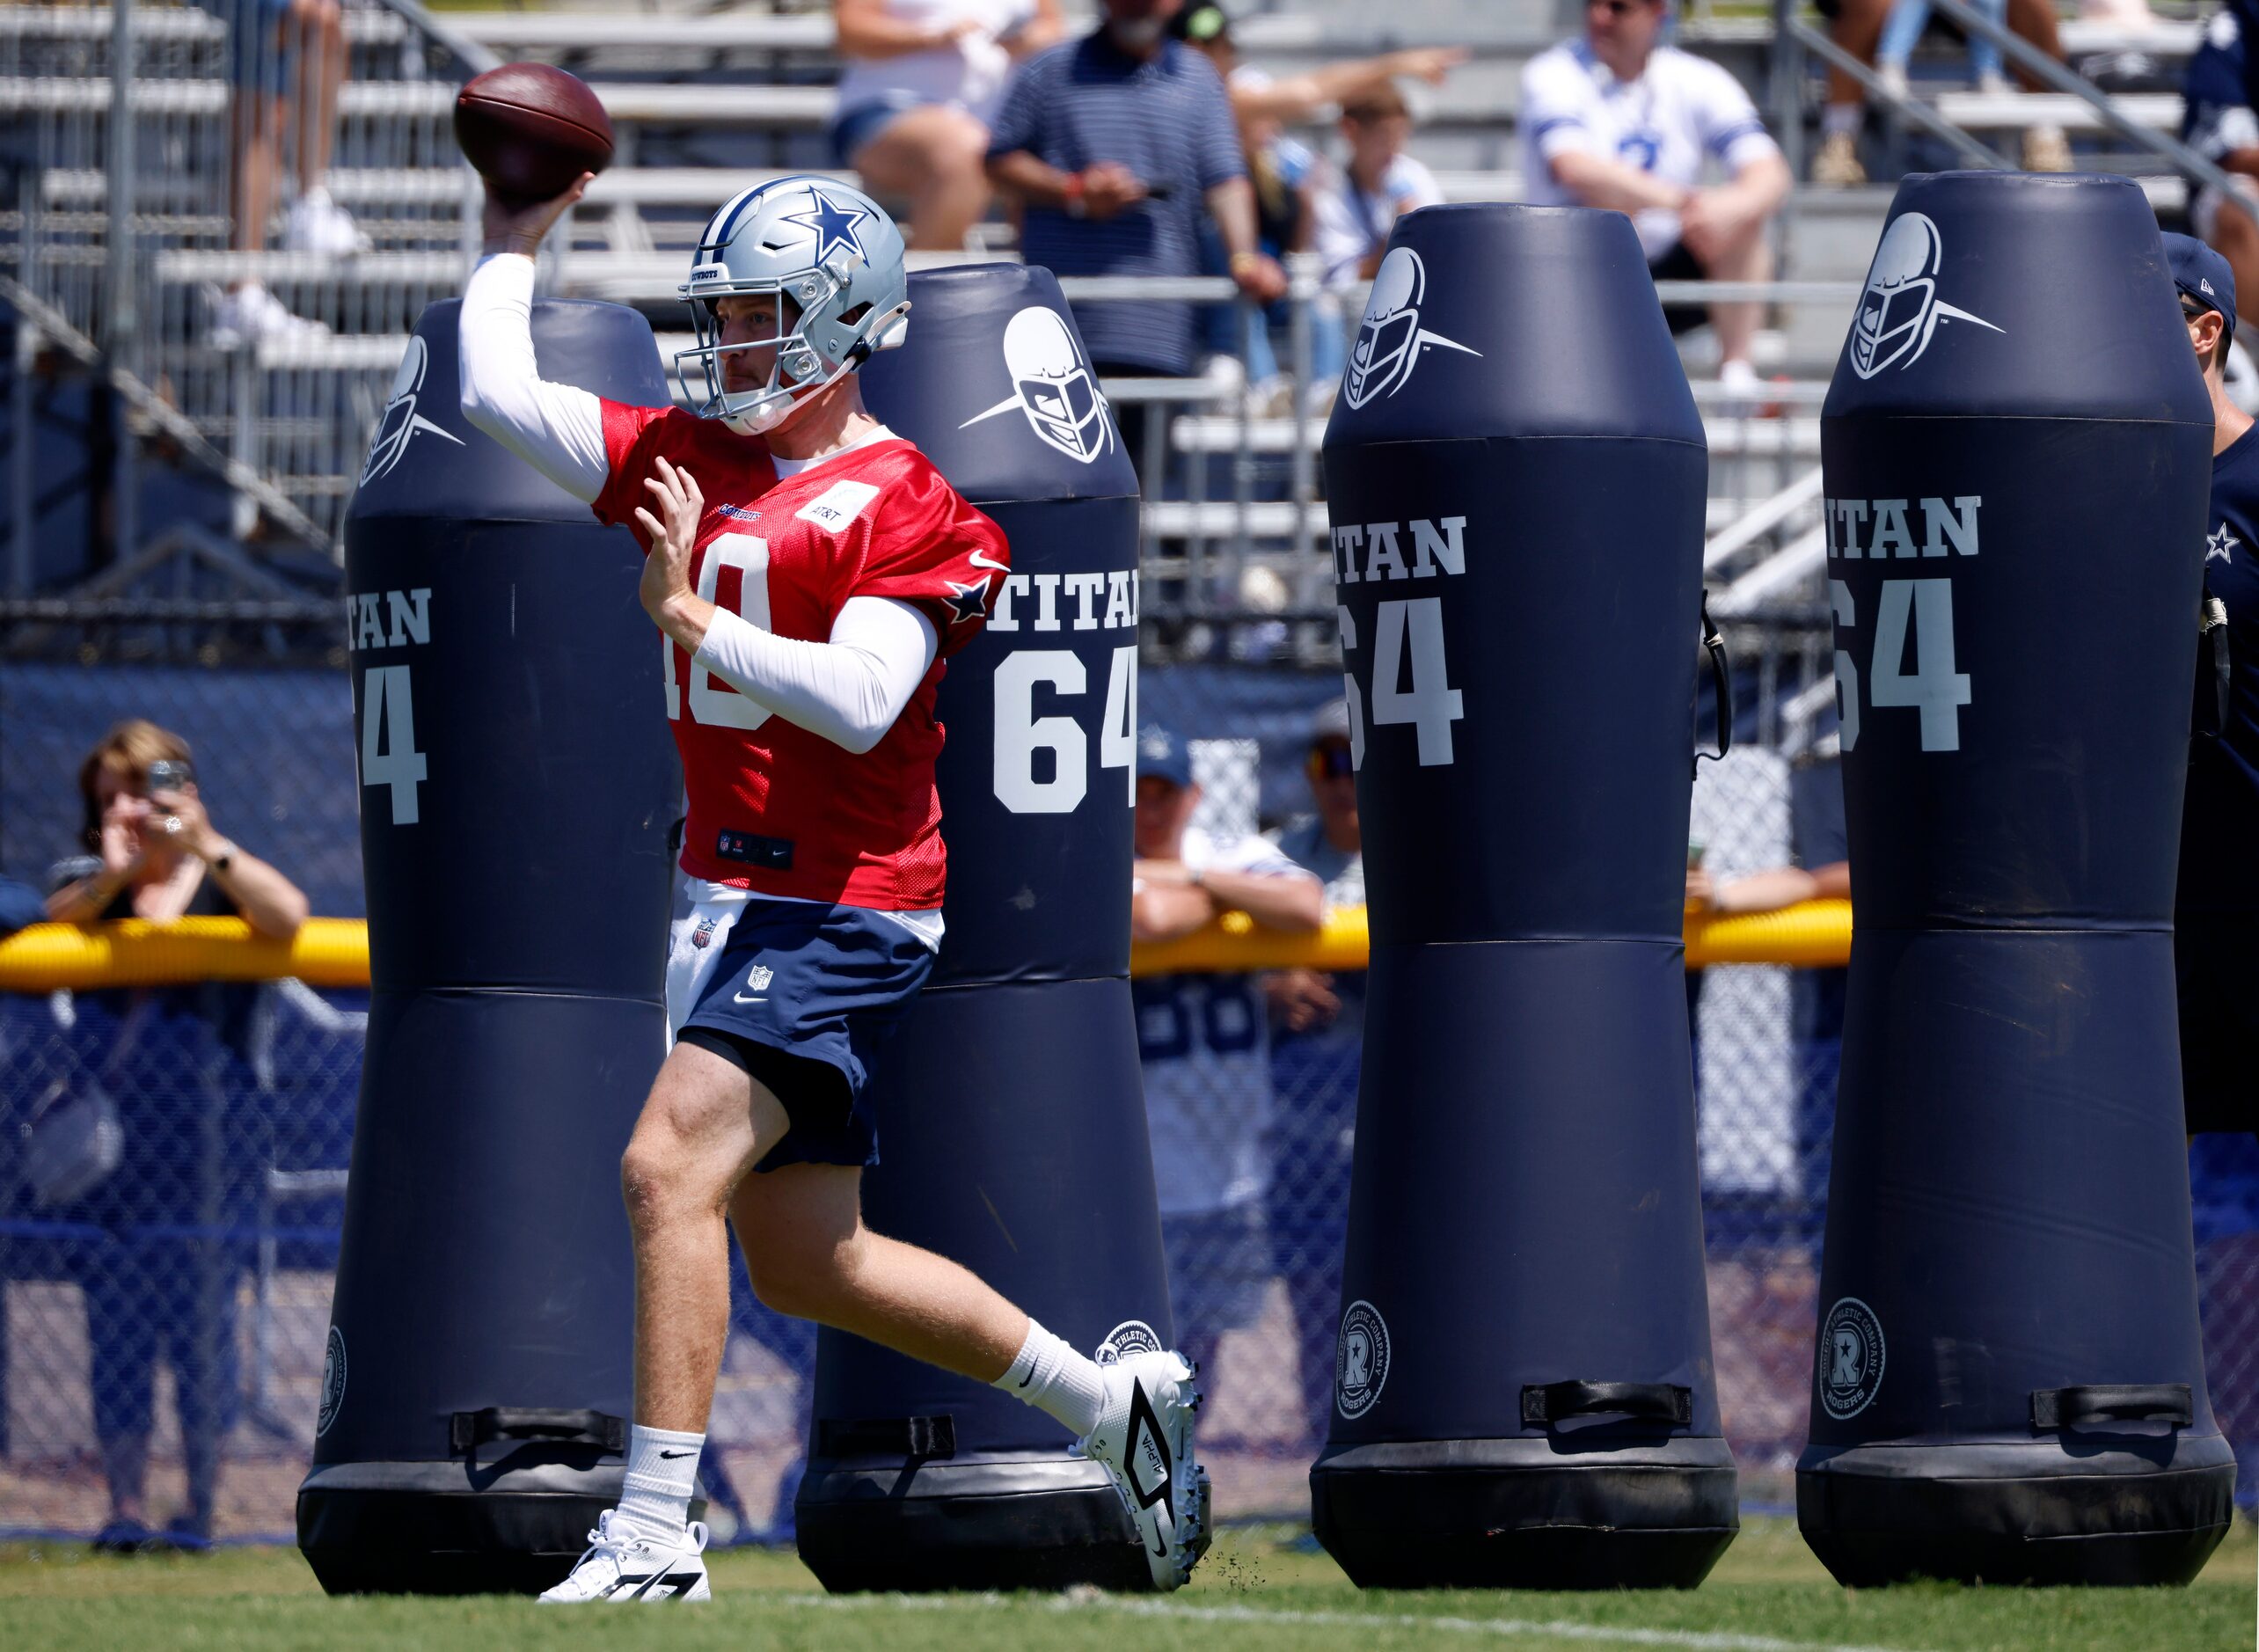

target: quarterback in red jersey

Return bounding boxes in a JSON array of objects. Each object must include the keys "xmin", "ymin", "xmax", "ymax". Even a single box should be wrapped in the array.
[{"xmin": 457, "ymin": 171, "xmax": 1207, "ymax": 1603}]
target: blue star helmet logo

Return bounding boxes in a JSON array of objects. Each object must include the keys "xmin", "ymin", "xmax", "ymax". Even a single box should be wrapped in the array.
[{"xmin": 785, "ymin": 186, "xmax": 872, "ymax": 267}]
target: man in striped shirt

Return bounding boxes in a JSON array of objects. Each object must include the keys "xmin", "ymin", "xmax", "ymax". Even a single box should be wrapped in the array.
[{"xmin": 985, "ymin": 0, "xmax": 1286, "ymax": 471}]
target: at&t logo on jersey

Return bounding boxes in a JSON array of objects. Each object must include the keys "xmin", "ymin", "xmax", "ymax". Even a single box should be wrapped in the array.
[
  {"xmin": 961, "ymin": 305, "xmax": 1114, "ymax": 464},
  {"xmin": 362, "ymin": 334, "xmax": 465, "ymax": 484},
  {"xmin": 1343, "ymin": 247, "xmax": 1480, "ymax": 410},
  {"xmin": 1850, "ymin": 213, "xmax": 2002, "ymax": 380}
]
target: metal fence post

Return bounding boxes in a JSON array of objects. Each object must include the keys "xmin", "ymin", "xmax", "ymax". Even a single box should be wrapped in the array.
[
  {"xmin": 106, "ymin": 0, "xmax": 139, "ymax": 567},
  {"xmin": 1286, "ymin": 253, "xmax": 1317, "ymax": 610}
]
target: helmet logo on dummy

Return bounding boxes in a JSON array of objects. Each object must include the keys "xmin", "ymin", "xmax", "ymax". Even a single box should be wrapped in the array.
[
  {"xmin": 960, "ymin": 305, "xmax": 1115, "ymax": 463},
  {"xmin": 782, "ymin": 185, "xmax": 873, "ymax": 267},
  {"xmin": 1334, "ymin": 1299, "xmax": 1392, "ymax": 1419},
  {"xmin": 1342, "ymin": 247, "xmax": 1480, "ymax": 410},
  {"xmin": 1818, "ymin": 1296, "xmax": 1885, "ymax": 1419},
  {"xmin": 1850, "ymin": 213, "xmax": 2002, "ymax": 380},
  {"xmin": 361, "ymin": 334, "xmax": 465, "ymax": 485},
  {"xmin": 317, "ymin": 1325, "xmax": 347, "ymax": 1438}
]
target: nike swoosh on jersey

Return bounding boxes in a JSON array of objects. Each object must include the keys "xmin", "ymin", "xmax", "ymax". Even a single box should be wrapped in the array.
[
  {"xmin": 734, "ymin": 993, "xmax": 767, "ymax": 1004},
  {"xmin": 969, "ymin": 549, "xmax": 1009, "ymax": 572}
]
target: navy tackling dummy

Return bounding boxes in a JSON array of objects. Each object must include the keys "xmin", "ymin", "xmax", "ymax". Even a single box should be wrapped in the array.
[{"xmin": 457, "ymin": 171, "xmax": 1209, "ymax": 1602}]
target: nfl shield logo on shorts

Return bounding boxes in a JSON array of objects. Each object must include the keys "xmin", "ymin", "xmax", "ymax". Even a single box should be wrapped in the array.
[{"xmin": 1334, "ymin": 1299, "xmax": 1391, "ymax": 1419}]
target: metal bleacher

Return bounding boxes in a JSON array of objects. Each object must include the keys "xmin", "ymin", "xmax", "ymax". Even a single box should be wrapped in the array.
[{"xmin": 0, "ymin": 0, "xmax": 2227, "ymax": 634}]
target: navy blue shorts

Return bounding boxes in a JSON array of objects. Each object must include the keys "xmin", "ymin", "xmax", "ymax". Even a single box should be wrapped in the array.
[{"xmin": 666, "ymin": 880, "xmax": 936, "ymax": 1171}]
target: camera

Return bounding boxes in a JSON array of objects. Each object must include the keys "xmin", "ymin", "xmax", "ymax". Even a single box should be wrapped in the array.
[{"xmin": 143, "ymin": 759, "xmax": 193, "ymax": 797}]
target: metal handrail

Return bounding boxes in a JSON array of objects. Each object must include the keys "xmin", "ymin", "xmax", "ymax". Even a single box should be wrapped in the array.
[
  {"xmin": 369, "ymin": 0, "xmax": 497, "ymax": 77},
  {"xmin": 1784, "ymin": 16, "xmax": 2011, "ymax": 172}
]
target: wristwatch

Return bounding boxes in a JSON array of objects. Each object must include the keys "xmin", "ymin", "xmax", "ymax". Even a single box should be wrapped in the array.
[
  {"xmin": 1063, "ymin": 171, "xmax": 1087, "ymax": 219},
  {"xmin": 208, "ymin": 840, "xmax": 238, "ymax": 874}
]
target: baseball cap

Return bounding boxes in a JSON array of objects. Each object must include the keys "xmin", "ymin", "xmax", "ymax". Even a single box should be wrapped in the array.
[
  {"xmin": 1310, "ymin": 698, "xmax": 1352, "ymax": 744},
  {"xmin": 2164, "ymin": 232, "xmax": 2237, "ymax": 346},
  {"xmin": 1136, "ymin": 723, "xmax": 1194, "ymax": 789},
  {"xmin": 1171, "ymin": 4, "xmax": 1232, "ymax": 44}
]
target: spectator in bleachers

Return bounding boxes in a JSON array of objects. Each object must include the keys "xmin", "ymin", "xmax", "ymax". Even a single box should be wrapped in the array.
[
  {"xmin": 1313, "ymin": 86, "xmax": 1444, "ymax": 292},
  {"xmin": 44, "ymin": 720, "xmax": 306, "ymax": 1551},
  {"xmin": 1874, "ymin": 0, "xmax": 2012, "ymax": 103},
  {"xmin": 1169, "ymin": 3, "xmax": 1468, "ymax": 130},
  {"xmin": 2184, "ymin": 4, "xmax": 2259, "ymax": 338},
  {"xmin": 985, "ymin": 0, "xmax": 1288, "ymax": 475},
  {"xmin": 1262, "ymin": 699, "xmax": 1363, "ymax": 1446},
  {"xmin": 1519, "ymin": 0, "xmax": 1792, "ymax": 399},
  {"xmin": 832, "ymin": 0, "xmax": 1067, "ymax": 251},
  {"xmin": 202, "ymin": 0, "xmax": 368, "ymax": 349},
  {"xmin": 1809, "ymin": 0, "xmax": 2073, "ymax": 186},
  {"xmin": 1173, "ymin": 6, "xmax": 1337, "ymax": 412},
  {"xmin": 1129, "ymin": 724, "xmax": 1321, "ymax": 1393},
  {"xmin": 1813, "ymin": 0, "xmax": 1892, "ymax": 186}
]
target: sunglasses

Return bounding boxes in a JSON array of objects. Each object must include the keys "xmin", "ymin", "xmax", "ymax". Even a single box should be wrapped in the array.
[
  {"xmin": 1588, "ymin": 0, "xmax": 1654, "ymax": 15},
  {"xmin": 1306, "ymin": 743, "xmax": 1356, "ymax": 781}
]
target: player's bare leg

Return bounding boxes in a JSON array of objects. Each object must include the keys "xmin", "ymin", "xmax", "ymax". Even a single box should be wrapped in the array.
[
  {"xmin": 541, "ymin": 1042, "xmax": 765, "ymax": 1602},
  {"xmin": 728, "ymin": 1131, "xmax": 1209, "ymax": 1587},
  {"xmin": 732, "ymin": 1160, "xmax": 1026, "ymax": 1375},
  {"xmin": 619, "ymin": 1041, "xmax": 772, "ymax": 1432}
]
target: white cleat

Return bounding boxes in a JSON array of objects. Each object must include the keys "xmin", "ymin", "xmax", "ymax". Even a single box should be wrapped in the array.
[
  {"xmin": 1083, "ymin": 1339, "xmax": 1211, "ymax": 1590},
  {"xmin": 538, "ymin": 1509, "xmax": 712, "ymax": 1603}
]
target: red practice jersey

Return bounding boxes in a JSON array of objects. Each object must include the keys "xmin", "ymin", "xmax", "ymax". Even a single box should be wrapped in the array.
[{"xmin": 592, "ymin": 401, "xmax": 1008, "ymax": 910}]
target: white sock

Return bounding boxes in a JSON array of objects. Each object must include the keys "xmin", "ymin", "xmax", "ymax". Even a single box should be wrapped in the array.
[
  {"xmin": 1823, "ymin": 102, "xmax": 1861, "ymax": 139},
  {"xmin": 617, "ymin": 1423, "xmax": 703, "ymax": 1540},
  {"xmin": 993, "ymin": 1319, "xmax": 1108, "ymax": 1438}
]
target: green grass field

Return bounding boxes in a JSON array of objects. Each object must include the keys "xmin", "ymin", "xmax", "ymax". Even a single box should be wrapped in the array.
[{"xmin": 3, "ymin": 1517, "xmax": 2251, "ymax": 1652}]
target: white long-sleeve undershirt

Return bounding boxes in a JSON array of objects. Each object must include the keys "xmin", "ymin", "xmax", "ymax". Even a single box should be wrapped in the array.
[
  {"xmin": 697, "ymin": 597, "xmax": 937, "ymax": 755},
  {"xmin": 458, "ymin": 252, "xmax": 611, "ymax": 502},
  {"xmin": 456, "ymin": 252, "xmax": 940, "ymax": 753}
]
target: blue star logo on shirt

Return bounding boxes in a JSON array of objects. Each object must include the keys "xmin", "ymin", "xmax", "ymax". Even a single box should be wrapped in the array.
[
  {"xmin": 785, "ymin": 186, "xmax": 871, "ymax": 267},
  {"xmin": 942, "ymin": 577, "xmax": 992, "ymax": 626},
  {"xmin": 2209, "ymin": 522, "xmax": 2239, "ymax": 564}
]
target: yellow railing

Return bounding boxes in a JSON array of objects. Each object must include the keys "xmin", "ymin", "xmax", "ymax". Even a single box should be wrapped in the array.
[{"xmin": 0, "ymin": 902, "xmax": 1855, "ymax": 991}]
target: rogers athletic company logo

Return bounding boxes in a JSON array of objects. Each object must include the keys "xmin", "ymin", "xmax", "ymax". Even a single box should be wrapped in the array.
[
  {"xmin": 960, "ymin": 305, "xmax": 1114, "ymax": 464},
  {"xmin": 1850, "ymin": 213, "xmax": 2003, "ymax": 380},
  {"xmin": 361, "ymin": 334, "xmax": 465, "ymax": 484},
  {"xmin": 1334, "ymin": 1299, "xmax": 1391, "ymax": 1419},
  {"xmin": 1342, "ymin": 247, "xmax": 1480, "ymax": 410},
  {"xmin": 317, "ymin": 1325, "xmax": 347, "ymax": 1437},
  {"xmin": 1819, "ymin": 1297, "xmax": 1885, "ymax": 1420},
  {"xmin": 1096, "ymin": 1319, "xmax": 1163, "ymax": 1365}
]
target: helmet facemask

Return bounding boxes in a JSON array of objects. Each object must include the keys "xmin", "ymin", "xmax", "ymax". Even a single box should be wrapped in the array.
[
  {"xmin": 1852, "ymin": 277, "xmax": 1933, "ymax": 378},
  {"xmin": 676, "ymin": 273, "xmax": 845, "ymax": 437}
]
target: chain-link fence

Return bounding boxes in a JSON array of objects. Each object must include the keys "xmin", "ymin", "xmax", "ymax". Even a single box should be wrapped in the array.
[{"xmin": 3, "ymin": 675, "xmax": 2255, "ymax": 1542}]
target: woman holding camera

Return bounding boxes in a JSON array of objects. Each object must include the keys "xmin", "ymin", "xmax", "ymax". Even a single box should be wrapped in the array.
[
  {"xmin": 43, "ymin": 720, "xmax": 305, "ymax": 1552},
  {"xmin": 48, "ymin": 721, "xmax": 306, "ymax": 935}
]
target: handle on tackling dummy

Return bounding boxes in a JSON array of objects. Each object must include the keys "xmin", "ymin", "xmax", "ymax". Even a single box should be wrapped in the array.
[
  {"xmin": 1695, "ymin": 591, "xmax": 1733, "ymax": 774},
  {"xmin": 1521, "ymin": 1379, "xmax": 1694, "ymax": 1429}
]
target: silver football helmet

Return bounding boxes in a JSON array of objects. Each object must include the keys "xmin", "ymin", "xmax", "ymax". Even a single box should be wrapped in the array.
[{"xmin": 674, "ymin": 176, "xmax": 910, "ymax": 435}]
